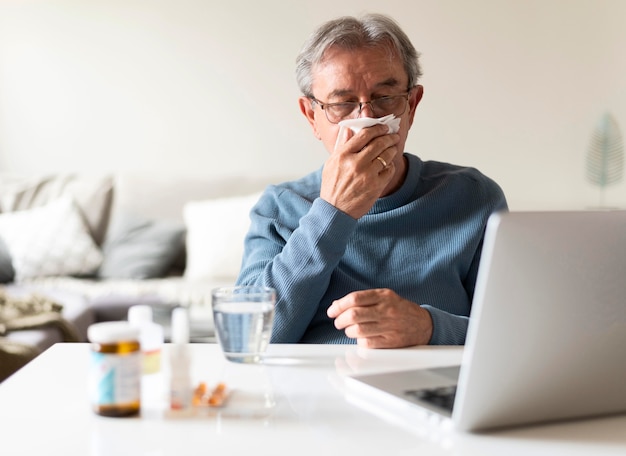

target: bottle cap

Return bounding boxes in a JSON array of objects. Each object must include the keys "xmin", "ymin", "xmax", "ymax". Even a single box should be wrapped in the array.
[
  {"xmin": 128, "ymin": 305, "xmax": 153, "ymax": 325},
  {"xmin": 171, "ymin": 307, "xmax": 190, "ymax": 344},
  {"xmin": 88, "ymin": 321, "xmax": 140, "ymax": 344}
]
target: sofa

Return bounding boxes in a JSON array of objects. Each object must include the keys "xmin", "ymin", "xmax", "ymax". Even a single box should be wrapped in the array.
[{"xmin": 0, "ymin": 172, "xmax": 288, "ymax": 381}]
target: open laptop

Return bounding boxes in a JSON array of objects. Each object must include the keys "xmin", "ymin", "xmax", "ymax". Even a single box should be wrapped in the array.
[{"xmin": 346, "ymin": 210, "xmax": 626, "ymax": 432}]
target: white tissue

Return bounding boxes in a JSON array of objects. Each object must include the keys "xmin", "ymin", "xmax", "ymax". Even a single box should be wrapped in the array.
[{"xmin": 334, "ymin": 114, "xmax": 401, "ymax": 150}]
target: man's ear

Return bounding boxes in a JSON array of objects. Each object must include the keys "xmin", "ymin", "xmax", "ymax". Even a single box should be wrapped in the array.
[
  {"xmin": 407, "ymin": 85, "xmax": 424, "ymax": 128},
  {"xmin": 299, "ymin": 96, "xmax": 322, "ymax": 140}
]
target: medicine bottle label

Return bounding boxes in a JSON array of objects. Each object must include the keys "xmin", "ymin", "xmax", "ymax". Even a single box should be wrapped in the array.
[{"xmin": 90, "ymin": 352, "xmax": 141, "ymax": 406}]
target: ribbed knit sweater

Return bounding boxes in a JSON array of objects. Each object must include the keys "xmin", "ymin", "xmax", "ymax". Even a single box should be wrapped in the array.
[{"xmin": 236, "ymin": 153, "xmax": 508, "ymax": 345}]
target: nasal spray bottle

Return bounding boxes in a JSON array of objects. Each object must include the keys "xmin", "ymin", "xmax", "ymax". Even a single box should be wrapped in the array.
[{"xmin": 169, "ymin": 307, "xmax": 192, "ymax": 411}]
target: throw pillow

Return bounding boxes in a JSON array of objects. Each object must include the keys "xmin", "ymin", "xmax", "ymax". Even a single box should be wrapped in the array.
[
  {"xmin": 98, "ymin": 212, "xmax": 186, "ymax": 280},
  {"xmin": 0, "ymin": 174, "xmax": 114, "ymax": 245},
  {"xmin": 0, "ymin": 236, "xmax": 15, "ymax": 283},
  {"xmin": 183, "ymin": 192, "xmax": 261, "ymax": 281},
  {"xmin": 0, "ymin": 197, "xmax": 103, "ymax": 281}
]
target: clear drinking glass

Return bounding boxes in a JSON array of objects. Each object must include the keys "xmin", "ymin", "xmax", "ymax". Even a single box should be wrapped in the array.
[{"xmin": 211, "ymin": 286, "xmax": 276, "ymax": 363}]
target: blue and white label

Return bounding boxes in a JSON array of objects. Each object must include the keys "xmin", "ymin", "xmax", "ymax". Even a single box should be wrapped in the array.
[{"xmin": 90, "ymin": 352, "xmax": 141, "ymax": 406}]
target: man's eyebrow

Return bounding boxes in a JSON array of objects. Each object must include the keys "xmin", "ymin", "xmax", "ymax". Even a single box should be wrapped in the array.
[
  {"xmin": 325, "ymin": 89, "xmax": 354, "ymax": 99},
  {"xmin": 375, "ymin": 78, "xmax": 403, "ymax": 89},
  {"xmin": 325, "ymin": 78, "xmax": 404, "ymax": 99}
]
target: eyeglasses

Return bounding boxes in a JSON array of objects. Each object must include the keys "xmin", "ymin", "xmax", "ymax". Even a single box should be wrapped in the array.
[{"xmin": 310, "ymin": 92, "xmax": 410, "ymax": 124}]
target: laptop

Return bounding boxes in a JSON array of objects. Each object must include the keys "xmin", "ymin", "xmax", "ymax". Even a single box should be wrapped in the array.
[{"xmin": 346, "ymin": 210, "xmax": 626, "ymax": 432}]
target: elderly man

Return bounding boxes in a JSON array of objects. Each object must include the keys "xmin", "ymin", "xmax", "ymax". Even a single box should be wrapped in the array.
[{"xmin": 236, "ymin": 13, "xmax": 507, "ymax": 348}]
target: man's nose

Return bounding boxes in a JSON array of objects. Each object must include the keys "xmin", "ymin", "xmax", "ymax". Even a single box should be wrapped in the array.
[{"xmin": 358, "ymin": 101, "xmax": 375, "ymax": 118}]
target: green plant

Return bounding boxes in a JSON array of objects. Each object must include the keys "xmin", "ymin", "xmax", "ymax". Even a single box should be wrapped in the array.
[{"xmin": 586, "ymin": 112, "xmax": 624, "ymax": 207}]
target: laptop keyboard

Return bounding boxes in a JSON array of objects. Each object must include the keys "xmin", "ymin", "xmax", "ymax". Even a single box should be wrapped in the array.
[{"xmin": 404, "ymin": 385, "xmax": 457, "ymax": 413}]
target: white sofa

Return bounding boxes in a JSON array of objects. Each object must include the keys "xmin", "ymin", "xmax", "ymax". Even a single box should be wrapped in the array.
[{"xmin": 0, "ymin": 172, "xmax": 288, "ymax": 377}]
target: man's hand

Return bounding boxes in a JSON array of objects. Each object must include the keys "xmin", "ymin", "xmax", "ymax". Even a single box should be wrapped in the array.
[
  {"xmin": 326, "ymin": 289, "xmax": 433, "ymax": 348},
  {"xmin": 321, "ymin": 124, "xmax": 400, "ymax": 219}
]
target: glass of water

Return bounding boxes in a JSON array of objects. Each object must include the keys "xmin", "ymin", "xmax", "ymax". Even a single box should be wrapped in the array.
[{"xmin": 211, "ymin": 286, "xmax": 276, "ymax": 363}]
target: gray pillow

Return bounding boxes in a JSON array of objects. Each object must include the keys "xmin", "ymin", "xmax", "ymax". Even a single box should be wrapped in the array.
[
  {"xmin": 0, "ymin": 236, "xmax": 15, "ymax": 283},
  {"xmin": 97, "ymin": 212, "xmax": 185, "ymax": 279},
  {"xmin": 0, "ymin": 174, "xmax": 114, "ymax": 246}
]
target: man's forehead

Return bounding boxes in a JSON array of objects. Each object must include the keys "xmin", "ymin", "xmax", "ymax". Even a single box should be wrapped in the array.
[{"xmin": 312, "ymin": 45, "xmax": 406, "ymax": 95}]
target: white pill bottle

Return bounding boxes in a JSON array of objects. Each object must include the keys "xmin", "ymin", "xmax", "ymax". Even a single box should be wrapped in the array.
[{"xmin": 88, "ymin": 321, "xmax": 141, "ymax": 417}]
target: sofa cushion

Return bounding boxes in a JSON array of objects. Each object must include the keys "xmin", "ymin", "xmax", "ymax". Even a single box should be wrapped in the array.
[
  {"xmin": 97, "ymin": 212, "xmax": 185, "ymax": 280},
  {"xmin": 0, "ymin": 174, "xmax": 114, "ymax": 246},
  {"xmin": 183, "ymin": 192, "xmax": 260, "ymax": 281},
  {"xmin": 111, "ymin": 174, "xmax": 280, "ymax": 223},
  {"xmin": 0, "ymin": 198, "xmax": 103, "ymax": 281}
]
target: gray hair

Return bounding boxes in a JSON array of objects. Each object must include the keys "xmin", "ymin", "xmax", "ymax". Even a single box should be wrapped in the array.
[{"xmin": 295, "ymin": 13, "xmax": 422, "ymax": 97}]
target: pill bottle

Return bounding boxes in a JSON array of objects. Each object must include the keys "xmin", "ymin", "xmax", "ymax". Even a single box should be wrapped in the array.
[{"xmin": 88, "ymin": 321, "xmax": 141, "ymax": 417}]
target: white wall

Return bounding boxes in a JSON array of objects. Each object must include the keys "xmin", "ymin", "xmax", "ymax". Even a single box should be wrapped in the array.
[{"xmin": 1, "ymin": 0, "xmax": 625, "ymax": 210}]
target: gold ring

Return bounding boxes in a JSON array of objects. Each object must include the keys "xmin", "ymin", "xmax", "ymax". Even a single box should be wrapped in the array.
[{"xmin": 375, "ymin": 156, "xmax": 388, "ymax": 169}]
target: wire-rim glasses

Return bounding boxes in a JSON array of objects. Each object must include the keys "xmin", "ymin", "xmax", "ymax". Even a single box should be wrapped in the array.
[{"xmin": 310, "ymin": 91, "xmax": 410, "ymax": 124}]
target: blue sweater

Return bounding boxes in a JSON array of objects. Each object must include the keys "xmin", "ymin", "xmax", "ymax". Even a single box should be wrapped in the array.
[{"xmin": 236, "ymin": 153, "xmax": 508, "ymax": 345}]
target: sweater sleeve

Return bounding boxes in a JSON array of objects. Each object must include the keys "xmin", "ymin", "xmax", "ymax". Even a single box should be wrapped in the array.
[
  {"xmin": 421, "ymin": 306, "xmax": 469, "ymax": 345},
  {"xmin": 236, "ymin": 194, "xmax": 357, "ymax": 343},
  {"xmin": 422, "ymin": 175, "xmax": 508, "ymax": 346}
]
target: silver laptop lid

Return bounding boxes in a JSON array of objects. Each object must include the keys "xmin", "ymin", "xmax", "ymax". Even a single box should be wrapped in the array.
[{"xmin": 455, "ymin": 210, "xmax": 626, "ymax": 432}]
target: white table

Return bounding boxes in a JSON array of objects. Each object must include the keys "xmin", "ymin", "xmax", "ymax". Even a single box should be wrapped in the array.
[{"xmin": 1, "ymin": 343, "xmax": 625, "ymax": 456}]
